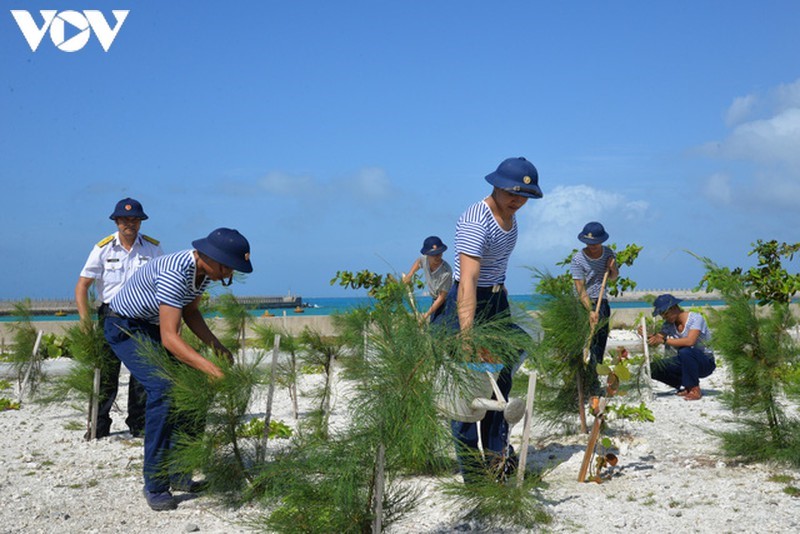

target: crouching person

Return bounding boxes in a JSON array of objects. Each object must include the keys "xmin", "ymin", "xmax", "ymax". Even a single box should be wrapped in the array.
[
  {"xmin": 645, "ymin": 294, "xmax": 716, "ymax": 400},
  {"xmin": 104, "ymin": 228, "xmax": 253, "ymax": 511}
]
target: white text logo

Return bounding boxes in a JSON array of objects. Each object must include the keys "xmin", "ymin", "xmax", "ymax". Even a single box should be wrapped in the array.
[{"xmin": 11, "ymin": 10, "xmax": 129, "ymax": 52}]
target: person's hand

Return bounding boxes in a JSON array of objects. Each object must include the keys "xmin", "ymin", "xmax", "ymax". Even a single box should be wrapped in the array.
[
  {"xmin": 589, "ymin": 310, "xmax": 599, "ymax": 328},
  {"xmin": 647, "ymin": 333, "xmax": 664, "ymax": 346},
  {"xmin": 212, "ymin": 342, "xmax": 234, "ymax": 364},
  {"xmin": 207, "ymin": 364, "xmax": 225, "ymax": 381}
]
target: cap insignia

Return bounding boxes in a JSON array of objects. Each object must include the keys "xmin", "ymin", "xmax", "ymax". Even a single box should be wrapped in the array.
[
  {"xmin": 125, "ymin": 204, "xmax": 132, "ymax": 211},
  {"xmin": 244, "ymin": 253, "xmax": 250, "ymax": 261},
  {"xmin": 523, "ymin": 175, "xmax": 532, "ymax": 185}
]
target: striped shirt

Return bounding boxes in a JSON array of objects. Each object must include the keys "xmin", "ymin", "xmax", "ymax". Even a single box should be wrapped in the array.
[
  {"xmin": 453, "ymin": 200, "xmax": 517, "ymax": 286},
  {"xmin": 570, "ymin": 246, "xmax": 616, "ymax": 299},
  {"xmin": 662, "ymin": 311, "xmax": 713, "ymax": 355},
  {"xmin": 109, "ymin": 250, "xmax": 210, "ymax": 325}
]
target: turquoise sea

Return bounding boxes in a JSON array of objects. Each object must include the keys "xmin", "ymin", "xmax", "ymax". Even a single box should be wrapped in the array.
[{"xmin": 0, "ymin": 295, "xmax": 728, "ymax": 322}]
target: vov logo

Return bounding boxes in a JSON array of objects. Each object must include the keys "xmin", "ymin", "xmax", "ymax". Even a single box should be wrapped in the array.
[{"xmin": 11, "ymin": 10, "xmax": 129, "ymax": 52}]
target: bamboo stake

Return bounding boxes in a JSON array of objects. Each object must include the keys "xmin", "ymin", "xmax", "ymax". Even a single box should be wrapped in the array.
[
  {"xmin": 516, "ymin": 371, "xmax": 537, "ymax": 487},
  {"xmin": 262, "ymin": 334, "xmax": 281, "ymax": 454},
  {"xmin": 577, "ymin": 397, "xmax": 608, "ymax": 482}
]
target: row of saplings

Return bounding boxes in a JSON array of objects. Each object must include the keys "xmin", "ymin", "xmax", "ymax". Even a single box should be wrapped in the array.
[{"xmin": 4, "ymin": 239, "xmax": 800, "ymax": 532}]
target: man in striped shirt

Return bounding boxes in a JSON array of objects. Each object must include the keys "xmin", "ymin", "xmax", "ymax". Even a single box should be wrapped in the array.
[
  {"xmin": 571, "ymin": 221, "xmax": 618, "ymax": 395},
  {"xmin": 105, "ymin": 228, "xmax": 253, "ymax": 511},
  {"xmin": 436, "ymin": 156, "xmax": 543, "ymax": 483}
]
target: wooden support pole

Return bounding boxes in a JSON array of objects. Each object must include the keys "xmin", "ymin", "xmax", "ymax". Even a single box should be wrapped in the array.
[
  {"xmin": 640, "ymin": 317, "xmax": 654, "ymax": 399},
  {"xmin": 371, "ymin": 443, "xmax": 386, "ymax": 534},
  {"xmin": 577, "ymin": 397, "xmax": 608, "ymax": 482},
  {"xmin": 577, "ymin": 373, "xmax": 588, "ymax": 434},
  {"xmin": 262, "ymin": 334, "xmax": 281, "ymax": 453},
  {"xmin": 88, "ymin": 367, "xmax": 101, "ymax": 440},
  {"xmin": 17, "ymin": 330, "xmax": 43, "ymax": 403},
  {"xmin": 516, "ymin": 371, "xmax": 537, "ymax": 487}
]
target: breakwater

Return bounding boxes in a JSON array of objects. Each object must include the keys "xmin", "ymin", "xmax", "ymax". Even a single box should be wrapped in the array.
[{"xmin": 0, "ymin": 295, "xmax": 305, "ymax": 316}]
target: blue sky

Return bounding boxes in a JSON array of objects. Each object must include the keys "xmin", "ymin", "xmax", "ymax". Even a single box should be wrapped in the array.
[{"xmin": 2, "ymin": 1, "xmax": 799, "ymax": 300}]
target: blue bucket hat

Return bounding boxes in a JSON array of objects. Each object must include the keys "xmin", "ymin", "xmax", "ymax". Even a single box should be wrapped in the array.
[
  {"xmin": 109, "ymin": 197, "xmax": 148, "ymax": 220},
  {"xmin": 192, "ymin": 228, "xmax": 253, "ymax": 273},
  {"xmin": 421, "ymin": 236, "xmax": 447, "ymax": 256},
  {"xmin": 652, "ymin": 294, "xmax": 683, "ymax": 316},
  {"xmin": 578, "ymin": 222, "xmax": 609, "ymax": 245},
  {"xmin": 485, "ymin": 157, "xmax": 543, "ymax": 199}
]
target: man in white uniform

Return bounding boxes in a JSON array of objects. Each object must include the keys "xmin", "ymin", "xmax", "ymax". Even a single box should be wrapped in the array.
[{"xmin": 75, "ymin": 197, "xmax": 163, "ymax": 438}]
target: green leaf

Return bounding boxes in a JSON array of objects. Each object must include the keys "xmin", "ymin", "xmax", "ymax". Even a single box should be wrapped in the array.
[{"xmin": 596, "ymin": 364, "xmax": 611, "ymax": 376}]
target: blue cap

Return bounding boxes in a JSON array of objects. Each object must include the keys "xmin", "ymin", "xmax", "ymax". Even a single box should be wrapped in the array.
[
  {"xmin": 421, "ymin": 236, "xmax": 447, "ymax": 256},
  {"xmin": 192, "ymin": 228, "xmax": 253, "ymax": 273},
  {"xmin": 485, "ymin": 157, "xmax": 542, "ymax": 198},
  {"xmin": 578, "ymin": 222, "xmax": 609, "ymax": 244},
  {"xmin": 109, "ymin": 198, "xmax": 148, "ymax": 220},
  {"xmin": 652, "ymin": 294, "xmax": 683, "ymax": 316}
]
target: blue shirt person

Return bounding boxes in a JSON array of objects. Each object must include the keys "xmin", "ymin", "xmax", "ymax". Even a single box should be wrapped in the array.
[
  {"xmin": 436, "ymin": 157, "xmax": 543, "ymax": 483},
  {"xmin": 104, "ymin": 228, "xmax": 253, "ymax": 511}
]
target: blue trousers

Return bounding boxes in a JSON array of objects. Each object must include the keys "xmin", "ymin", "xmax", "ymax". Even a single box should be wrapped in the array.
[
  {"xmin": 651, "ymin": 346, "xmax": 716, "ymax": 390},
  {"xmin": 435, "ymin": 283, "xmax": 521, "ymax": 481},
  {"xmin": 104, "ymin": 315, "xmax": 189, "ymax": 493}
]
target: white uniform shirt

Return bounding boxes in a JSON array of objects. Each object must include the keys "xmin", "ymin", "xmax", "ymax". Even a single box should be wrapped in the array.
[{"xmin": 79, "ymin": 232, "xmax": 164, "ymax": 304}]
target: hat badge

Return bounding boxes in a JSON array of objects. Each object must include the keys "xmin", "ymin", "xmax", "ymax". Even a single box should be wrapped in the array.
[
  {"xmin": 244, "ymin": 252, "xmax": 250, "ymax": 261},
  {"xmin": 432, "ymin": 244, "xmax": 437, "ymax": 250},
  {"xmin": 587, "ymin": 233, "xmax": 594, "ymax": 238},
  {"xmin": 523, "ymin": 175, "xmax": 532, "ymax": 185},
  {"xmin": 125, "ymin": 204, "xmax": 132, "ymax": 211}
]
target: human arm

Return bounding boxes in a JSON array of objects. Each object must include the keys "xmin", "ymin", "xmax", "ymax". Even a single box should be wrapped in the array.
[
  {"xmin": 402, "ymin": 258, "xmax": 422, "ymax": 284},
  {"xmin": 75, "ymin": 277, "xmax": 95, "ymax": 324},
  {"xmin": 423, "ymin": 290, "xmax": 448, "ymax": 320},
  {"xmin": 606, "ymin": 250, "xmax": 619, "ymax": 282},
  {"xmin": 457, "ymin": 253, "xmax": 480, "ymax": 331},
  {"xmin": 573, "ymin": 278, "xmax": 598, "ymax": 327},
  {"xmin": 158, "ymin": 300, "xmax": 226, "ymax": 379}
]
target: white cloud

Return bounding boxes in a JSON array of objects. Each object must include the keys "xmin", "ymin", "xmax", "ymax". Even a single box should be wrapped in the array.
[
  {"xmin": 516, "ymin": 185, "xmax": 648, "ymax": 254},
  {"xmin": 701, "ymin": 78, "xmax": 800, "ymax": 209},
  {"xmin": 337, "ymin": 167, "xmax": 393, "ymax": 201},
  {"xmin": 704, "ymin": 173, "xmax": 732, "ymax": 205},
  {"xmin": 259, "ymin": 171, "xmax": 316, "ymax": 195},
  {"xmin": 725, "ymin": 94, "xmax": 757, "ymax": 127}
]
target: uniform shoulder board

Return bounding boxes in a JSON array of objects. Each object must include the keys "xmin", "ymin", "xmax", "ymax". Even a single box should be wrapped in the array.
[
  {"xmin": 96, "ymin": 234, "xmax": 115, "ymax": 248},
  {"xmin": 142, "ymin": 234, "xmax": 160, "ymax": 246}
]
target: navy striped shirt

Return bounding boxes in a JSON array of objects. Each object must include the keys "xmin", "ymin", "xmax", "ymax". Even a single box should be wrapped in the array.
[
  {"xmin": 453, "ymin": 200, "xmax": 518, "ymax": 286},
  {"xmin": 570, "ymin": 246, "xmax": 616, "ymax": 299},
  {"xmin": 109, "ymin": 250, "xmax": 210, "ymax": 325}
]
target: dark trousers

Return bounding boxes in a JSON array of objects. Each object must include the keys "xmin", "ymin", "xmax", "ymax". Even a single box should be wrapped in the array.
[
  {"xmin": 651, "ymin": 346, "xmax": 716, "ymax": 390},
  {"xmin": 97, "ymin": 305, "xmax": 146, "ymax": 435},
  {"xmin": 104, "ymin": 315, "xmax": 195, "ymax": 493},
  {"xmin": 587, "ymin": 299, "xmax": 610, "ymax": 392},
  {"xmin": 436, "ymin": 283, "xmax": 522, "ymax": 481}
]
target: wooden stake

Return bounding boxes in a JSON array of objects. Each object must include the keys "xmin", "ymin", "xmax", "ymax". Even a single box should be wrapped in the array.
[
  {"xmin": 516, "ymin": 371, "xmax": 537, "ymax": 487},
  {"xmin": 262, "ymin": 334, "xmax": 281, "ymax": 453},
  {"xmin": 89, "ymin": 367, "xmax": 101, "ymax": 440},
  {"xmin": 371, "ymin": 443, "xmax": 386, "ymax": 534},
  {"xmin": 17, "ymin": 330, "xmax": 43, "ymax": 403},
  {"xmin": 577, "ymin": 397, "xmax": 608, "ymax": 482},
  {"xmin": 577, "ymin": 373, "xmax": 588, "ymax": 434},
  {"xmin": 640, "ymin": 317, "xmax": 654, "ymax": 399}
]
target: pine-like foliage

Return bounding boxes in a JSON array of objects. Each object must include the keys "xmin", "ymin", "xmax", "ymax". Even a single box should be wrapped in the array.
[
  {"xmin": 697, "ymin": 244, "xmax": 800, "ymax": 467},
  {"xmin": 43, "ymin": 320, "xmax": 108, "ymax": 405},
  {"xmin": 7, "ymin": 299, "xmax": 45, "ymax": 397},
  {"xmin": 212, "ymin": 293, "xmax": 251, "ymax": 356},
  {"xmin": 533, "ymin": 272, "xmax": 597, "ymax": 430},
  {"xmin": 132, "ymin": 334, "xmax": 270, "ymax": 495}
]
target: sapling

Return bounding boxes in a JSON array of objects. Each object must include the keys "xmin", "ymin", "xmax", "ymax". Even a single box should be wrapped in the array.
[
  {"xmin": 6, "ymin": 299, "xmax": 45, "ymax": 398},
  {"xmin": 696, "ymin": 241, "xmax": 800, "ymax": 466}
]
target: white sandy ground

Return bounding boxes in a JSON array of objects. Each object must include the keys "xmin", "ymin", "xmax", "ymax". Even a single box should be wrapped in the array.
[{"xmin": 2, "ymin": 331, "xmax": 800, "ymax": 534}]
